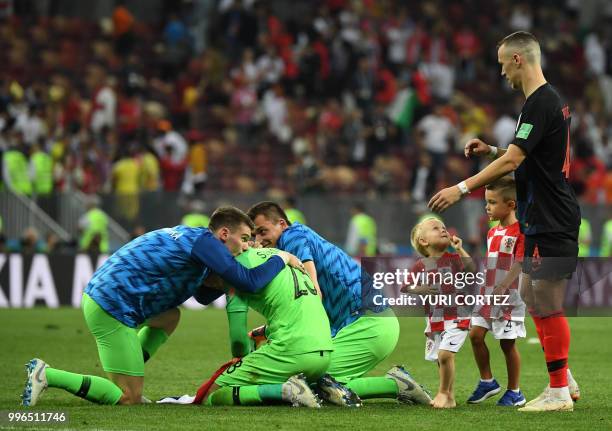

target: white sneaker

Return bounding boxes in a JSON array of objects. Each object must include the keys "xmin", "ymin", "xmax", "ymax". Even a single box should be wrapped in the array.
[
  {"xmin": 524, "ymin": 386, "xmax": 550, "ymax": 407},
  {"xmin": 518, "ymin": 387, "xmax": 573, "ymax": 412},
  {"xmin": 282, "ymin": 374, "xmax": 321, "ymax": 408},
  {"xmin": 21, "ymin": 358, "xmax": 48, "ymax": 407},
  {"xmin": 527, "ymin": 369, "xmax": 580, "ymax": 406},
  {"xmin": 386, "ymin": 365, "xmax": 432, "ymax": 405}
]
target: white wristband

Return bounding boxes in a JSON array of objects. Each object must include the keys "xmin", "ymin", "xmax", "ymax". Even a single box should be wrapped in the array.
[
  {"xmin": 488, "ymin": 145, "xmax": 498, "ymax": 158},
  {"xmin": 457, "ymin": 181, "xmax": 470, "ymax": 195}
]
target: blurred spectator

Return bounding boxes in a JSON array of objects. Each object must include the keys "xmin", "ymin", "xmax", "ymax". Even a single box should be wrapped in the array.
[
  {"xmin": 291, "ymin": 152, "xmax": 324, "ymax": 194},
  {"xmin": 352, "ymin": 56, "xmax": 375, "ymax": 113},
  {"xmin": 600, "ymin": 215, "xmax": 612, "ymax": 257},
  {"xmin": 112, "ymin": 2, "xmax": 135, "ymax": 57},
  {"xmin": 492, "ymin": 108, "xmax": 518, "ymax": 149},
  {"xmin": 262, "ymin": 84, "xmax": 291, "ymax": 143},
  {"xmin": 181, "ymin": 200, "xmax": 210, "ymax": 227},
  {"xmin": 137, "ymin": 145, "xmax": 160, "ymax": 192},
  {"xmin": 15, "ymin": 104, "xmax": 47, "ymax": 146},
  {"xmin": 282, "ymin": 196, "xmax": 307, "ymax": 225},
  {"xmin": 256, "ymin": 45, "xmax": 285, "ymax": 88},
  {"xmin": 185, "ymin": 130, "xmax": 208, "ymax": 193},
  {"xmin": 153, "ymin": 120, "xmax": 188, "ymax": 163},
  {"xmin": 453, "ymin": 24, "xmax": 480, "ymax": 82},
  {"xmin": 509, "ymin": 3, "xmax": 533, "ymax": 31},
  {"xmin": 415, "ymin": 105, "xmax": 458, "ymax": 192},
  {"xmin": 7, "ymin": 227, "xmax": 46, "ymax": 254},
  {"xmin": 29, "ymin": 139, "xmax": 53, "ymax": 197},
  {"xmin": 585, "ymin": 30, "xmax": 606, "ymax": 77},
  {"xmin": 0, "ymin": 0, "xmax": 608, "ymax": 205},
  {"xmin": 230, "ymin": 75, "xmax": 257, "ymax": 146},
  {"xmin": 78, "ymin": 195, "xmax": 109, "ymax": 253},
  {"xmin": 3, "ymin": 139, "xmax": 32, "ymax": 196},
  {"xmin": 111, "ymin": 146, "xmax": 140, "ymax": 222},
  {"xmin": 159, "ymin": 146, "xmax": 188, "ymax": 192},
  {"xmin": 345, "ymin": 202, "xmax": 377, "ymax": 257},
  {"xmin": 86, "ymin": 65, "xmax": 117, "ymax": 135},
  {"xmin": 578, "ymin": 217, "xmax": 592, "ymax": 257}
]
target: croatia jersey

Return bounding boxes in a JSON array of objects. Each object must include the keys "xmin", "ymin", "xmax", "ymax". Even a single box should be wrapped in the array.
[
  {"xmin": 85, "ymin": 226, "xmax": 284, "ymax": 328},
  {"xmin": 476, "ymin": 221, "xmax": 526, "ymax": 321},
  {"xmin": 411, "ymin": 252, "xmax": 472, "ymax": 335},
  {"xmin": 277, "ymin": 222, "xmax": 375, "ymax": 337}
]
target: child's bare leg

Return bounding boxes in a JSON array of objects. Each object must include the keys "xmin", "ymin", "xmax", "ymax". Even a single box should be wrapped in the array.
[
  {"xmin": 432, "ymin": 350, "xmax": 456, "ymax": 408},
  {"xmin": 500, "ymin": 338, "xmax": 521, "ymax": 390},
  {"xmin": 470, "ymin": 325, "xmax": 492, "ymax": 379}
]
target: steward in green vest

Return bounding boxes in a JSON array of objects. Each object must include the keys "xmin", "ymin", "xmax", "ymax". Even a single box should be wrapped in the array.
[
  {"xmin": 283, "ymin": 197, "xmax": 307, "ymax": 225},
  {"xmin": 79, "ymin": 197, "xmax": 109, "ymax": 253},
  {"xmin": 578, "ymin": 218, "xmax": 592, "ymax": 257},
  {"xmin": 345, "ymin": 203, "xmax": 377, "ymax": 257},
  {"xmin": 3, "ymin": 146, "xmax": 32, "ymax": 196},
  {"xmin": 181, "ymin": 200, "xmax": 210, "ymax": 227},
  {"xmin": 182, "ymin": 213, "xmax": 210, "ymax": 227},
  {"xmin": 600, "ymin": 219, "xmax": 612, "ymax": 257},
  {"xmin": 30, "ymin": 143, "xmax": 54, "ymax": 196}
]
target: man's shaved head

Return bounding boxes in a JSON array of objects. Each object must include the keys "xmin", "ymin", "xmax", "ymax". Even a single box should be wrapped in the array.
[{"xmin": 497, "ymin": 31, "xmax": 541, "ymax": 65}]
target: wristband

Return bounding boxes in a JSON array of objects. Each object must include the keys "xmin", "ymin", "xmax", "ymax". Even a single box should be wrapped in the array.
[
  {"xmin": 457, "ymin": 181, "xmax": 470, "ymax": 195},
  {"xmin": 488, "ymin": 145, "xmax": 498, "ymax": 159}
]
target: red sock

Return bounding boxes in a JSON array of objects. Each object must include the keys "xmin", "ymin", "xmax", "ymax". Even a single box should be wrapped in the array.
[
  {"xmin": 529, "ymin": 309, "xmax": 545, "ymax": 351},
  {"xmin": 540, "ymin": 313, "xmax": 570, "ymax": 388}
]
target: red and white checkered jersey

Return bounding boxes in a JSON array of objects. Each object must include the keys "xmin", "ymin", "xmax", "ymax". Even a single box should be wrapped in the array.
[
  {"xmin": 476, "ymin": 221, "xmax": 526, "ymax": 321},
  {"xmin": 412, "ymin": 252, "xmax": 472, "ymax": 335}
]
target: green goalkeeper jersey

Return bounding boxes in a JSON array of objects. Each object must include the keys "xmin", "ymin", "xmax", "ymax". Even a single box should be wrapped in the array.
[{"xmin": 226, "ymin": 248, "xmax": 333, "ymax": 354}]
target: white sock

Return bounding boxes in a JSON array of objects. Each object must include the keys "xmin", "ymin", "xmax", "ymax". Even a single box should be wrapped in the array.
[
  {"xmin": 567, "ymin": 368, "xmax": 574, "ymax": 381},
  {"xmin": 510, "ymin": 388, "xmax": 520, "ymax": 393},
  {"xmin": 549, "ymin": 386, "xmax": 570, "ymax": 399},
  {"xmin": 481, "ymin": 378, "xmax": 495, "ymax": 383}
]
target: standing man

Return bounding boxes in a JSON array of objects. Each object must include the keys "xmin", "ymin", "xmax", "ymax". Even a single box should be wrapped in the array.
[{"xmin": 429, "ymin": 31, "xmax": 581, "ymax": 412}]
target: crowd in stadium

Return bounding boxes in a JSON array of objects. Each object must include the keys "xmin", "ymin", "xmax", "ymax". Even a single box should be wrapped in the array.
[{"xmin": 0, "ymin": 0, "xmax": 611, "ymax": 253}]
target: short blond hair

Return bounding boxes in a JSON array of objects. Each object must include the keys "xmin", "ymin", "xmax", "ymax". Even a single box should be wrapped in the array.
[{"xmin": 411, "ymin": 217, "xmax": 444, "ymax": 257}]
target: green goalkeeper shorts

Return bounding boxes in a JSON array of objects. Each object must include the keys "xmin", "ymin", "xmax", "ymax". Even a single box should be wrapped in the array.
[
  {"xmin": 327, "ymin": 308, "xmax": 400, "ymax": 383},
  {"xmin": 82, "ymin": 293, "xmax": 145, "ymax": 377},
  {"xmin": 215, "ymin": 344, "xmax": 331, "ymax": 387}
]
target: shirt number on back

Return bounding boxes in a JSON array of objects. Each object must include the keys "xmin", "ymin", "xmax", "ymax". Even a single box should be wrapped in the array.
[{"xmin": 290, "ymin": 267, "xmax": 317, "ymax": 299}]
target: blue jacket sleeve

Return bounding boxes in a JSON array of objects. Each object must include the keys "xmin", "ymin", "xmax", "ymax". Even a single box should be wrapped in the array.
[{"xmin": 190, "ymin": 231, "xmax": 285, "ymax": 293}]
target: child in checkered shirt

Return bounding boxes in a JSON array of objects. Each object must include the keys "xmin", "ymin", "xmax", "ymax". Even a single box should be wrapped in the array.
[
  {"xmin": 408, "ymin": 217, "xmax": 476, "ymax": 408},
  {"xmin": 467, "ymin": 177, "xmax": 527, "ymax": 407}
]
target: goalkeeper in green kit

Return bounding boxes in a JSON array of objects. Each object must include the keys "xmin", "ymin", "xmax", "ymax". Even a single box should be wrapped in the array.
[{"xmin": 202, "ymin": 247, "xmax": 358, "ymax": 408}]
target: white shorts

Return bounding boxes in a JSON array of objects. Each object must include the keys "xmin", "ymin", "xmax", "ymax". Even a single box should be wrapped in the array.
[
  {"xmin": 471, "ymin": 316, "xmax": 526, "ymax": 340},
  {"xmin": 425, "ymin": 327, "xmax": 468, "ymax": 362}
]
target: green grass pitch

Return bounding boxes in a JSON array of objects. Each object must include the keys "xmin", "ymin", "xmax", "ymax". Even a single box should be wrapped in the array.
[{"xmin": 1, "ymin": 308, "xmax": 611, "ymax": 431}]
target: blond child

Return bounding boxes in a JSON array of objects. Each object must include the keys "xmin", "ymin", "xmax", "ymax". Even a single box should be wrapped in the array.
[{"xmin": 407, "ymin": 217, "xmax": 476, "ymax": 408}]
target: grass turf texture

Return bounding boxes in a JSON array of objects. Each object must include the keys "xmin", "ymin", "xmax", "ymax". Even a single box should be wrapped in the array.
[{"xmin": 1, "ymin": 308, "xmax": 611, "ymax": 431}]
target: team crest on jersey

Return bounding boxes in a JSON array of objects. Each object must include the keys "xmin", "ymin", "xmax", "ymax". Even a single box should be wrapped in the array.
[{"xmin": 500, "ymin": 236, "xmax": 516, "ymax": 254}]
